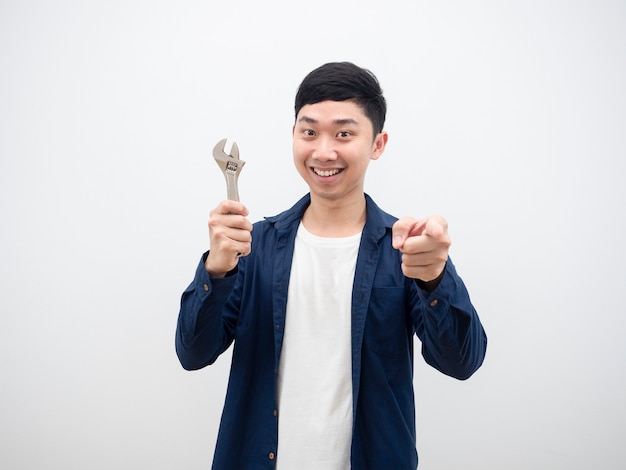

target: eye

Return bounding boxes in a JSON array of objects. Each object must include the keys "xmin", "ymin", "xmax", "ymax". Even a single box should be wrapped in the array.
[
  {"xmin": 337, "ymin": 130, "xmax": 352, "ymax": 138},
  {"xmin": 304, "ymin": 129, "xmax": 316, "ymax": 137}
]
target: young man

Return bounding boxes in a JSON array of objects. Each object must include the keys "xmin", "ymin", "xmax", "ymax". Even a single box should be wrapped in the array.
[{"xmin": 176, "ymin": 62, "xmax": 487, "ymax": 469}]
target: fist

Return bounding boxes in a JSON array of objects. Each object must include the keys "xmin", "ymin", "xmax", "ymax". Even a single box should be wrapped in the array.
[
  {"xmin": 392, "ymin": 216, "xmax": 451, "ymax": 282},
  {"xmin": 204, "ymin": 200, "xmax": 253, "ymax": 277}
]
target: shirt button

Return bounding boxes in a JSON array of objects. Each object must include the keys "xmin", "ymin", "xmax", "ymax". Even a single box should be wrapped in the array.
[
  {"xmin": 203, "ymin": 284, "xmax": 209, "ymax": 291},
  {"xmin": 430, "ymin": 299, "xmax": 438, "ymax": 307},
  {"xmin": 273, "ymin": 409, "xmax": 278, "ymax": 417},
  {"xmin": 269, "ymin": 452, "xmax": 275, "ymax": 460}
]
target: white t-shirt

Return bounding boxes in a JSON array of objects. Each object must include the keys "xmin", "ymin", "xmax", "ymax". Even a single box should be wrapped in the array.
[{"xmin": 276, "ymin": 223, "xmax": 361, "ymax": 469}]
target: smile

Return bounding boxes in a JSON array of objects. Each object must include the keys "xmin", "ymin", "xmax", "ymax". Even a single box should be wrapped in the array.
[{"xmin": 313, "ymin": 168, "xmax": 341, "ymax": 177}]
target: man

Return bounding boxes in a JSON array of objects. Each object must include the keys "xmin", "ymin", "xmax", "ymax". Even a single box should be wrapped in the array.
[{"xmin": 176, "ymin": 61, "xmax": 487, "ymax": 469}]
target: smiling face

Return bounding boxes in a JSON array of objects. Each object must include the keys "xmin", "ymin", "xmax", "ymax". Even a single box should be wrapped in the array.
[{"xmin": 292, "ymin": 100, "xmax": 388, "ymax": 205}]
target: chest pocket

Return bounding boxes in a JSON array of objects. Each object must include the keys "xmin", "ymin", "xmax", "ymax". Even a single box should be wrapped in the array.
[{"xmin": 363, "ymin": 287, "xmax": 410, "ymax": 357}]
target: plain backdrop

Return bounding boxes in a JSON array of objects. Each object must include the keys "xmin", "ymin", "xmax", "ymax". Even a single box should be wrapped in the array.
[{"xmin": 1, "ymin": 1, "xmax": 625, "ymax": 469}]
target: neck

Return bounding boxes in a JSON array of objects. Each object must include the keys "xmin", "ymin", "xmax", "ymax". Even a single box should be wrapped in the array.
[{"xmin": 302, "ymin": 193, "xmax": 367, "ymax": 237}]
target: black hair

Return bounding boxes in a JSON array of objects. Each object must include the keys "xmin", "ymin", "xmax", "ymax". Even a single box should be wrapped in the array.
[{"xmin": 294, "ymin": 62, "xmax": 387, "ymax": 135}]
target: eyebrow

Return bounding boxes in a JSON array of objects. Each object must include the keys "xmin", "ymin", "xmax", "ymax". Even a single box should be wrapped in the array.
[{"xmin": 297, "ymin": 115, "xmax": 360, "ymax": 126}]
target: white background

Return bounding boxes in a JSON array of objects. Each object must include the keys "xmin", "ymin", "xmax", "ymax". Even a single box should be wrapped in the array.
[{"xmin": 1, "ymin": 1, "xmax": 625, "ymax": 469}]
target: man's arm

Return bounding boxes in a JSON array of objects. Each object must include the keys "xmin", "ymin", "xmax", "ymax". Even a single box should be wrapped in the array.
[
  {"xmin": 411, "ymin": 259, "xmax": 487, "ymax": 380},
  {"xmin": 393, "ymin": 216, "xmax": 487, "ymax": 379},
  {"xmin": 175, "ymin": 252, "xmax": 240, "ymax": 370},
  {"xmin": 176, "ymin": 199, "xmax": 252, "ymax": 370}
]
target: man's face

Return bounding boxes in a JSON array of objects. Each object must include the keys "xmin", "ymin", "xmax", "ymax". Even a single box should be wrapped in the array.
[{"xmin": 292, "ymin": 100, "xmax": 387, "ymax": 203}]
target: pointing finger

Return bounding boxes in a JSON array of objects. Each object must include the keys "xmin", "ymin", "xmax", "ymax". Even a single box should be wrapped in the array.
[{"xmin": 392, "ymin": 217, "xmax": 426, "ymax": 249}]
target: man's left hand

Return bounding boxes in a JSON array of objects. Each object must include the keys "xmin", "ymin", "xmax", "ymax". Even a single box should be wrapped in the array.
[{"xmin": 392, "ymin": 216, "xmax": 451, "ymax": 282}]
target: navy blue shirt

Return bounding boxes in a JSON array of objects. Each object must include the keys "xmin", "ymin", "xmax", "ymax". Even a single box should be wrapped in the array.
[{"xmin": 176, "ymin": 194, "xmax": 487, "ymax": 469}]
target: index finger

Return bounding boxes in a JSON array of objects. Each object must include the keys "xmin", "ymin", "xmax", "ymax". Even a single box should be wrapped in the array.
[
  {"xmin": 392, "ymin": 217, "xmax": 427, "ymax": 249},
  {"xmin": 422, "ymin": 217, "xmax": 447, "ymax": 240}
]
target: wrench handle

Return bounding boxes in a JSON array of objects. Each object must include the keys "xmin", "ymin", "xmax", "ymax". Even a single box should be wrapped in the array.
[{"xmin": 225, "ymin": 172, "xmax": 240, "ymax": 201}]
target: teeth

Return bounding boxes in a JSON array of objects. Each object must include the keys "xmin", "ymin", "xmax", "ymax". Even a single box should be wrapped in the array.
[{"xmin": 314, "ymin": 168, "xmax": 340, "ymax": 177}]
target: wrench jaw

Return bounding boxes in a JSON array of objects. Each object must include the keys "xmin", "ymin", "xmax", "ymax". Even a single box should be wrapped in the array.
[{"xmin": 212, "ymin": 138, "xmax": 246, "ymax": 201}]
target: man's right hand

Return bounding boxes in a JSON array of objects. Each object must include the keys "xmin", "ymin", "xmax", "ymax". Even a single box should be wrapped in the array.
[{"xmin": 204, "ymin": 200, "xmax": 253, "ymax": 278}]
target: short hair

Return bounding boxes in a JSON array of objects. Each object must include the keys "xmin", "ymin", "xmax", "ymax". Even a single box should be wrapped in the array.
[{"xmin": 294, "ymin": 62, "xmax": 387, "ymax": 135}]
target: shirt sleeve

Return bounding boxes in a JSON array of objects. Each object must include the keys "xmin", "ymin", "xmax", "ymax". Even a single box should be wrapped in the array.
[
  {"xmin": 175, "ymin": 251, "xmax": 240, "ymax": 370},
  {"xmin": 412, "ymin": 258, "xmax": 487, "ymax": 380}
]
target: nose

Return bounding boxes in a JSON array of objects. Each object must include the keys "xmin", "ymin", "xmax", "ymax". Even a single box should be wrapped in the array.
[{"xmin": 312, "ymin": 137, "xmax": 337, "ymax": 161}]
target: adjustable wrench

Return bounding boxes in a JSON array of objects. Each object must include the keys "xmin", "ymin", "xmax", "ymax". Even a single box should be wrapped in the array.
[{"xmin": 212, "ymin": 138, "xmax": 245, "ymax": 201}]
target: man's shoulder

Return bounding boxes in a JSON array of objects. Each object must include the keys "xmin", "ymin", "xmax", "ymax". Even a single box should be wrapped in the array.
[
  {"xmin": 364, "ymin": 194, "xmax": 398, "ymax": 229},
  {"xmin": 256, "ymin": 194, "xmax": 310, "ymax": 229}
]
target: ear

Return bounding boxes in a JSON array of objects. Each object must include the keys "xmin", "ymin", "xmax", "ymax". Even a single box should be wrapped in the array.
[{"xmin": 370, "ymin": 131, "xmax": 388, "ymax": 161}]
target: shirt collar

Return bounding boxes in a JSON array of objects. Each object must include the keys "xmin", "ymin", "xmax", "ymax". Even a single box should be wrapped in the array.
[{"xmin": 264, "ymin": 193, "xmax": 396, "ymax": 241}]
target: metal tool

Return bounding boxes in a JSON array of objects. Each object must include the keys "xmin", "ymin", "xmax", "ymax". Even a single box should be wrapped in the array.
[{"xmin": 212, "ymin": 138, "xmax": 245, "ymax": 201}]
